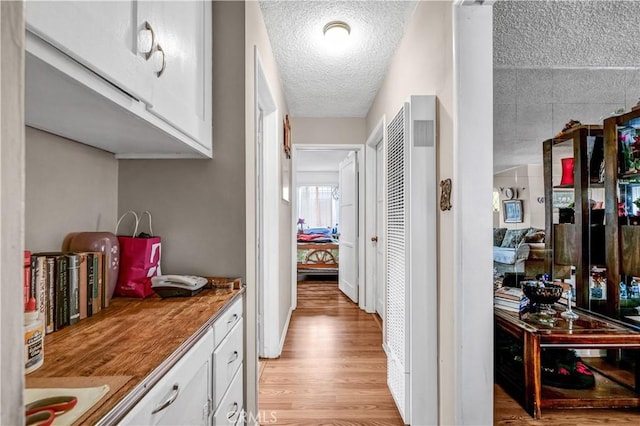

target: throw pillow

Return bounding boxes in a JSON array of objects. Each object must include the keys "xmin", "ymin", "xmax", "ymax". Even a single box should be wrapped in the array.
[
  {"xmin": 501, "ymin": 228, "xmax": 529, "ymax": 248},
  {"xmin": 524, "ymin": 228, "xmax": 545, "ymax": 243},
  {"xmin": 493, "ymin": 228, "xmax": 507, "ymax": 246}
]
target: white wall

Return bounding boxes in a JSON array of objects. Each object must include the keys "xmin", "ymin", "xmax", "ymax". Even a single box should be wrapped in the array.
[
  {"xmin": 291, "ymin": 117, "xmax": 366, "ymax": 145},
  {"xmin": 25, "ymin": 128, "xmax": 118, "ymax": 252},
  {"xmin": 296, "ymin": 171, "xmax": 338, "ymax": 186}
]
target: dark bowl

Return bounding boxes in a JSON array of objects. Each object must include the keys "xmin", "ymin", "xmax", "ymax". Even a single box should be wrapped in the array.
[{"xmin": 521, "ymin": 281, "xmax": 563, "ymax": 305}]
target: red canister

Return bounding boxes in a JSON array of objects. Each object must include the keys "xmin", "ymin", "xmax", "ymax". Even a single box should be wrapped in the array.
[{"xmin": 560, "ymin": 158, "xmax": 574, "ymax": 186}]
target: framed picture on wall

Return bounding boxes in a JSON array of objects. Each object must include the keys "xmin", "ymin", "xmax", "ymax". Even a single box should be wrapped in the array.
[
  {"xmin": 503, "ymin": 199, "xmax": 523, "ymax": 223},
  {"xmin": 283, "ymin": 114, "xmax": 291, "ymax": 159}
]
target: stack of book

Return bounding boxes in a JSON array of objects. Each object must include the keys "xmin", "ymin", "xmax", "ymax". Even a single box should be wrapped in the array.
[
  {"xmin": 27, "ymin": 251, "xmax": 108, "ymax": 334},
  {"xmin": 494, "ymin": 286, "xmax": 529, "ymax": 313}
]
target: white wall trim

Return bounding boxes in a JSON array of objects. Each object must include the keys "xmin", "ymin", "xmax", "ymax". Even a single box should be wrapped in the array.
[
  {"xmin": 452, "ymin": 3, "xmax": 494, "ymax": 425},
  {"xmin": 291, "ymin": 144, "xmax": 366, "ymax": 310},
  {"xmin": 364, "ymin": 117, "xmax": 385, "ymax": 314},
  {"xmin": 255, "ymin": 48, "xmax": 281, "ymax": 360},
  {"xmin": 278, "ymin": 306, "xmax": 294, "ymax": 355},
  {"xmin": 0, "ymin": 1, "xmax": 26, "ymax": 423},
  {"xmin": 290, "ymin": 147, "xmax": 298, "ymax": 310}
]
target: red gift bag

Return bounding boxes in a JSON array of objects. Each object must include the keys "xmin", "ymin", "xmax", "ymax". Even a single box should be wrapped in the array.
[{"xmin": 115, "ymin": 211, "xmax": 162, "ymax": 298}]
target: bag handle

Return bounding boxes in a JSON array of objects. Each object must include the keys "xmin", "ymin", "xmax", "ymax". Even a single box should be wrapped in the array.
[
  {"xmin": 138, "ymin": 211, "xmax": 154, "ymax": 237},
  {"xmin": 115, "ymin": 211, "xmax": 140, "ymax": 237}
]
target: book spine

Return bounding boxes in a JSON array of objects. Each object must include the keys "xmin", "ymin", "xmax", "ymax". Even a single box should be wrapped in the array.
[
  {"xmin": 100, "ymin": 253, "xmax": 108, "ymax": 309},
  {"xmin": 24, "ymin": 250, "xmax": 32, "ymax": 311},
  {"xmin": 67, "ymin": 254, "xmax": 80, "ymax": 325},
  {"xmin": 87, "ymin": 253, "xmax": 94, "ymax": 317},
  {"xmin": 95, "ymin": 252, "xmax": 103, "ymax": 314},
  {"xmin": 57, "ymin": 256, "xmax": 69, "ymax": 329},
  {"xmin": 34, "ymin": 256, "xmax": 47, "ymax": 320},
  {"xmin": 77, "ymin": 253, "xmax": 88, "ymax": 320},
  {"xmin": 45, "ymin": 256, "xmax": 56, "ymax": 333}
]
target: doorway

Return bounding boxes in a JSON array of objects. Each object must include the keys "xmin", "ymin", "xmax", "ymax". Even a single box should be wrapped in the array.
[{"xmin": 291, "ymin": 145, "xmax": 366, "ymax": 310}]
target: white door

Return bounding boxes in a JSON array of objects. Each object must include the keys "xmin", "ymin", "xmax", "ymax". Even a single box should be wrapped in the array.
[
  {"xmin": 339, "ymin": 152, "xmax": 358, "ymax": 303},
  {"xmin": 375, "ymin": 142, "xmax": 385, "ymax": 317}
]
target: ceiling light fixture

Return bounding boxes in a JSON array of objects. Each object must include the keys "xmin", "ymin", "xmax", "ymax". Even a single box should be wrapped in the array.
[{"xmin": 323, "ymin": 21, "xmax": 351, "ymax": 46}]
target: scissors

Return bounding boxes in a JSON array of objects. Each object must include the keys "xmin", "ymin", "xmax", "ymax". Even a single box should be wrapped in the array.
[{"xmin": 25, "ymin": 396, "xmax": 78, "ymax": 426}]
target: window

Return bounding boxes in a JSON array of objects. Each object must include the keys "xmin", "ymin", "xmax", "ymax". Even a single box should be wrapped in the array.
[{"xmin": 297, "ymin": 186, "xmax": 339, "ymax": 229}]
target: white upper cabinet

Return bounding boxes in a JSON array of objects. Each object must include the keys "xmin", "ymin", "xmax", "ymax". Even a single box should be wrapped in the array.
[
  {"xmin": 25, "ymin": 1, "xmax": 212, "ymax": 158},
  {"xmin": 138, "ymin": 1, "xmax": 212, "ymax": 149}
]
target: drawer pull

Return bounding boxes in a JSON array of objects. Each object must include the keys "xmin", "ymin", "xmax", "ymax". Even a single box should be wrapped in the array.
[
  {"xmin": 151, "ymin": 384, "xmax": 179, "ymax": 414},
  {"xmin": 226, "ymin": 402, "xmax": 239, "ymax": 420},
  {"xmin": 227, "ymin": 313, "xmax": 238, "ymax": 324},
  {"xmin": 228, "ymin": 351, "xmax": 239, "ymax": 364}
]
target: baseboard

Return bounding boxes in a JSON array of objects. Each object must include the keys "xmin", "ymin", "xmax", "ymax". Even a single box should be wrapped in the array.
[
  {"xmin": 382, "ymin": 342, "xmax": 390, "ymax": 357},
  {"xmin": 278, "ymin": 305, "xmax": 294, "ymax": 355}
]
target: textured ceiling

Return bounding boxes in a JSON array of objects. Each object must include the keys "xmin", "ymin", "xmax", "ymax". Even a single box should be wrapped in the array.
[
  {"xmin": 259, "ymin": 0, "xmax": 417, "ymax": 117},
  {"xmin": 494, "ymin": 0, "xmax": 640, "ymax": 68},
  {"xmin": 493, "ymin": 0, "xmax": 640, "ymax": 173}
]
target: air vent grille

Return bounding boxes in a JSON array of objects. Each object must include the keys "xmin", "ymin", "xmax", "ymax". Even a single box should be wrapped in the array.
[{"xmin": 386, "ymin": 106, "xmax": 406, "ymax": 410}]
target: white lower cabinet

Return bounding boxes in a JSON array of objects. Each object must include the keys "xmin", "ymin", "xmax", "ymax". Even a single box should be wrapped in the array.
[
  {"xmin": 118, "ymin": 296, "xmax": 244, "ymax": 425},
  {"xmin": 119, "ymin": 328, "xmax": 214, "ymax": 425}
]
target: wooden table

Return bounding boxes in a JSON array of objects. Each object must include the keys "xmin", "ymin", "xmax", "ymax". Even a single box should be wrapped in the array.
[{"xmin": 495, "ymin": 306, "xmax": 640, "ymax": 419}]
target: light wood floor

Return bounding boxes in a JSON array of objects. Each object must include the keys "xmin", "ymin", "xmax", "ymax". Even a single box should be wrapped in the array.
[{"xmin": 258, "ymin": 280, "xmax": 640, "ymax": 425}]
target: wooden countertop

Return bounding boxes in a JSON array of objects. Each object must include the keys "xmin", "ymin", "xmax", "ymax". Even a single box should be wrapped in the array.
[{"xmin": 26, "ymin": 285, "xmax": 245, "ymax": 424}]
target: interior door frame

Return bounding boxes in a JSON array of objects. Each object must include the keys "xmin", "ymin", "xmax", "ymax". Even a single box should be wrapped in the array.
[
  {"xmin": 365, "ymin": 117, "xmax": 386, "ymax": 316},
  {"xmin": 254, "ymin": 49, "xmax": 280, "ymax": 358},
  {"xmin": 290, "ymin": 144, "xmax": 366, "ymax": 310}
]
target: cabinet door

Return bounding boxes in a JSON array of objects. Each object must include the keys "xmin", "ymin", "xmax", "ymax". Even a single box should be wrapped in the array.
[
  {"xmin": 120, "ymin": 328, "xmax": 214, "ymax": 425},
  {"xmin": 26, "ymin": 1, "xmax": 152, "ymax": 104},
  {"xmin": 138, "ymin": 0, "xmax": 212, "ymax": 149}
]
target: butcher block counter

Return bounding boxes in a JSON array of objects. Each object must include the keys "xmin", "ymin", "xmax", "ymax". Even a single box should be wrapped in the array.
[{"xmin": 26, "ymin": 283, "xmax": 245, "ymax": 425}]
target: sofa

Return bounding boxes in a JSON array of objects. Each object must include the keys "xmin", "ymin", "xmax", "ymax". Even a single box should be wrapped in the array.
[{"xmin": 493, "ymin": 227, "xmax": 546, "ymax": 276}]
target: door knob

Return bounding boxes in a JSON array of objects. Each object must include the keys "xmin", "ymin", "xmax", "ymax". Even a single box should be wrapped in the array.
[{"xmin": 371, "ymin": 236, "xmax": 378, "ymax": 242}]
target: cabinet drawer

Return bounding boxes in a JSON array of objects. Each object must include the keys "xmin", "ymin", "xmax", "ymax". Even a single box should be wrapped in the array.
[
  {"xmin": 213, "ymin": 319, "xmax": 244, "ymax": 408},
  {"xmin": 212, "ymin": 364, "xmax": 243, "ymax": 426},
  {"xmin": 214, "ymin": 297, "xmax": 243, "ymax": 348},
  {"xmin": 120, "ymin": 328, "xmax": 214, "ymax": 425}
]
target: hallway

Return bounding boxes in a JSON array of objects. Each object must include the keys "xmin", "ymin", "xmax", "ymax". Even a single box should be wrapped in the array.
[
  {"xmin": 258, "ymin": 280, "xmax": 640, "ymax": 425},
  {"xmin": 258, "ymin": 280, "xmax": 403, "ymax": 425}
]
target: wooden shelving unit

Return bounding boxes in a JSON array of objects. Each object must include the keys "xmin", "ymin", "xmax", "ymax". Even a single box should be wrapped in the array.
[
  {"xmin": 543, "ymin": 125, "xmax": 604, "ymax": 308},
  {"xmin": 604, "ymin": 108, "xmax": 640, "ymax": 322}
]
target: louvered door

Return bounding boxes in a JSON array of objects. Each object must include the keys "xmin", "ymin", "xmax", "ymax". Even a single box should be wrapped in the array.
[{"xmin": 385, "ymin": 105, "xmax": 410, "ymax": 419}]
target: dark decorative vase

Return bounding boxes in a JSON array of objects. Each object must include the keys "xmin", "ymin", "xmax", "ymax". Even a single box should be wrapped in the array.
[
  {"xmin": 559, "ymin": 208, "xmax": 575, "ymax": 224},
  {"xmin": 560, "ymin": 158, "xmax": 575, "ymax": 186},
  {"xmin": 590, "ymin": 209, "xmax": 604, "ymax": 225}
]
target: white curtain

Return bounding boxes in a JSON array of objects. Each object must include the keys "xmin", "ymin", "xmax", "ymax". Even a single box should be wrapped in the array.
[{"xmin": 297, "ymin": 186, "xmax": 338, "ymax": 229}]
